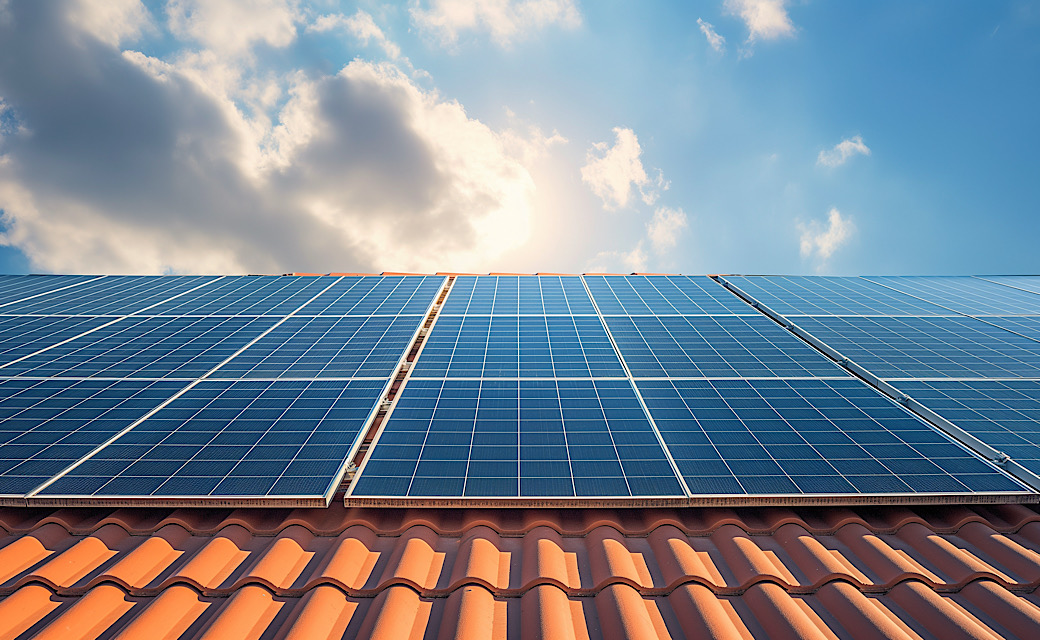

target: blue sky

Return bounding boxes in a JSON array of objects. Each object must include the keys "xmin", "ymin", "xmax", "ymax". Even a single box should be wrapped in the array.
[{"xmin": 0, "ymin": 0, "xmax": 1037, "ymax": 276}]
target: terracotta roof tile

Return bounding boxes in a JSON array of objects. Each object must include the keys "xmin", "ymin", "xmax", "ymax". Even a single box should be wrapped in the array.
[{"xmin": 2, "ymin": 503, "xmax": 1040, "ymax": 638}]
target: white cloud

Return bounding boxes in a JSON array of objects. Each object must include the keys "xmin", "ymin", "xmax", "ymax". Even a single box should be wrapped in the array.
[
  {"xmin": 724, "ymin": 0, "xmax": 793, "ymax": 57},
  {"xmin": 697, "ymin": 18, "xmax": 725, "ymax": 53},
  {"xmin": 166, "ymin": 0, "xmax": 301, "ymax": 56},
  {"xmin": 68, "ymin": 0, "xmax": 153, "ymax": 46},
  {"xmin": 647, "ymin": 206, "xmax": 688, "ymax": 252},
  {"xmin": 411, "ymin": 0, "xmax": 581, "ymax": 47},
  {"xmin": 586, "ymin": 242, "xmax": 648, "ymax": 274},
  {"xmin": 309, "ymin": 11, "xmax": 401, "ymax": 60},
  {"xmin": 0, "ymin": 3, "xmax": 554, "ymax": 274},
  {"xmin": 817, "ymin": 135, "xmax": 871, "ymax": 168},
  {"xmin": 582, "ymin": 127, "xmax": 667, "ymax": 210},
  {"xmin": 799, "ymin": 208, "xmax": 855, "ymax": 267}
]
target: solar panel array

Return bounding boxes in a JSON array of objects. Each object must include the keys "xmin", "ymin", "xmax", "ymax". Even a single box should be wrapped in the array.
[{"xmin": 0, "ymin": 274, "xmax": 445, "ymax": 504}]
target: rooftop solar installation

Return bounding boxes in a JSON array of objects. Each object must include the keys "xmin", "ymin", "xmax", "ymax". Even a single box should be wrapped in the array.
[
  {"xmin": 794, "ymin": 315, "xmax": 1040, "ymax": 379},
  {"xmin": 296, "ymin": 275, "xmax": 445, "ymax": 315},
  {"xmin": 36, "ymin": 379, "xmax": 386, "ymax": 502},
  {"xmin": 0, "ymin": 315, "xmax": 115, "ymax": 365},
  {"xmin": 720, "ymin": 275, "xmax": 956, "ymax": 316},
  {"xmin": 141, "ymin": 275, "xmax": 337, "ymax": 316},
  {"xmin": 349, "ymin": 379, "xmax": 686, "ymax": 499},
  {"xmin": 0, "ymin": 316, "xmax": 278, "ymax": 378},
  {"xmin": 410, "ymin": 315, "xmax": 626, "ymax": 378},
  {"xmin": 0, "ymin": 275, "xmax": 219, "ymax": 315},
  {"xmin": 864, "ymin": 276, "xmax": 1040, "ymax": 316},
  {"xmin": 209, "ymin": 315, "xmax": 423, "ymax": 379},
  {"xmin": 637, "ymin": 378, "xmax": 1023, "ymax": 495},
  {"xmin": 0, "ymin": 378, "xmax": 186, "ymax": 496},
  {"xmin": 0, "ymin": 274, "xmax": 100, "ymax": 307},
  {"xmin": 585, "ymin": 275, "xmax": 755, "ymax": 315},
  {"xmin": 440, "ymin": 275, "xmax": 596, "ymax": 315},
  {"xmin": 604, "ymin": 315, "xmax": 847, "ymax": 378}
]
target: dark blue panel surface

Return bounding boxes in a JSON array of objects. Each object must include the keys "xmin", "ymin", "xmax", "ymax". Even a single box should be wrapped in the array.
[
  {"xmin": 722, "ymin": 276, "xmax": 952, "ymax": 316},
  {"xmin": 0, "ymin": 275, "xmax": 218, "ymax": 315},
  {"xmin": 143, "ymin": 275, "xmax": 337, "ymax": 316},
  {"xmin": 296, "ymin": 276, "xmax": 444, "ymax": 315},
  {"xmin": 212, "ymin": 315, "xmax": 423, "ymax": 378},
  {"xmin": 895, "ymin": 380, "xmax": 1040, "ymax": 477},
  {"xmin": 411, "ymin": 315, "xmax": 625, "ymax": 378},
  {"xmin": 441, "ymin": 276, "xmax": 597, "ymax": 315},
  {"xmin": 585, "ymin": 275, "xmax": 754, "ymax": 315},
  {"xmin": 0, "ymin": 275, "xmax": 99, "ymax": 307},
  {"xmin": 605, "ymin": 315, "xmax": 847, "ymax": 378},
  {"xmin": 0, "ymin": 316, "xmax": 278, "ymax": 378},
  {"xmin": 797, "ymin": 316, "xmax": 1040, "ymax": 379},
  {"xmin": 351, "ymin": 379, "xmax": 685, "ymax": 498},
  {"xmin": 638, "ymin": 378, "xmax": 1024, "ymax": 495},
  {"xmin": 865, "ymin": 276, "xmax": 1040, "ymax": 316},
  {"xmin": 0, "ymin": 315, "xmax": 114, "ymax": 366},
  {"xmin": 38, "ymin": 379, "xmax": 385, "ymax": 498},
  {"xmin": 0, "ymin": 378, "xmax": 184, "ymax": 495}
]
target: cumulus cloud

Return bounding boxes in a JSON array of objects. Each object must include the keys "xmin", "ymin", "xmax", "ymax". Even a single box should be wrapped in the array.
[
  {"xmin": 68, "ymin": 0, "xmax": 153, "ymax": 46},
  {"xmin": 309, "ymin": 10, "xmax": 400, "ymax": 60},
  {"xmin": 817, "ymin": 135, "xmax": 871, "ymax": 168},
  {"xmin": 166, "ymin": 0, "xmax": 301, "ymax": 56},
  {"xmin": 697, "ymin": 18, "xmax": 725, "ymax": 53},
  {"xmin": 646, "ymin": 206, "xmax": 688, "ymax": 252},
  {"xmin": 411, "ymin": 0, "xmax": 581, "ymax": 47},
  {"xmin": 581, "ymin": 127, "xmax": 668, "ymax": 210},
  {"xmin": 799, "ymin": 208, "xmax": 855, "ymax": 267},
  {"xmin": 0, "ymin": 1, "xmax": 550, "ymax": 274},
  {"xmin": 724, "ymin": 0, "xmax": 793, "ymax": 57}
]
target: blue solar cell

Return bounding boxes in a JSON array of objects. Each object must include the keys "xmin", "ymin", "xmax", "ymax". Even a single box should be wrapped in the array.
[
  {"xmin": 864, "ymin": 276, "xmax": 1040, "ymax": 316},
  {"xmin": 0, "ymin": 378, "xmax": 184, "ymax": 495},
  {"xmin": 0, "ymin": 275, "xmax": 219, "ymax": 315},
  {"xmin": 211, "ymin": 315, "xmax": 423, "ymax": 378},
  {"xmin": 296, "ymin": 276, "xmax": 444, "ymax": 315},
  {"xmin": 979, "ymin": 276, "xmax": 1040, "ymax": 297},
  {"xmin": 411, "ymin": 315, "xmax": 626, "ymax": 378},
  {"xmin": 143, "ymin": 275, "xmax": 338, "ymax": 315},
  {"xmin": 0, "ymin": 316, "xmax": 278, "ymax": 378},
  {"xmin": 0, "ymin": 275, "xmax": 100, "ymax": 308},
  {"xmin": 441, "ymin": 276, "xmax": 597, "ymax": 315},
  {"xmin": 722, "ymin": 276, "xmax": 953, "ymax": 316},
  {"xmin": 0, "ymin": 315, "xmax": 115, "ymax": 366},
  {"xmin": 605, "ymin": 315, "xmax": 847, "ymax": 378},
  {"xmin": 796, "ymin": 316, "xmax": 1040, "ymax": 379},
  {"xmin": 585, "ymin": 275, "xmax": 754, "ymax": 315},
  {"xmin": 637, "ymin": 378, "xmax": 1024, "ymax": 495},
  {"xmin": 37, "ymin": 379, "xmax": 385, "ymax": 499},
  {"xmin": 350, "ymin": 379, "xmax": 685, "ymax": 498}
]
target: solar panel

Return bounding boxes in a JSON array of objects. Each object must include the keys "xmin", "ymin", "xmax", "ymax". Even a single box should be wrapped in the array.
[
  {"xmin": 795, "ymin": 316, "xmax": 1040, "ymax": 379},
  {"xmin": 894, "ymin": 379, "xmax": 1040, "ymax": 477},
  {"xmin": 441, "ymin": 275, "xmax": 596, "ymax": 315},
  {"xmin": 864, "ymin": 276, "xmax": 1040, "ymax": 316},
  {"xmin": 0, "ymin": 315, "xmax": 115, "ymax": 366},
  {"xmin": 142, "ymin": 275, "xmax": 338, "ymax": 316},
  {"xmin": 977, "ymin": 276, "xmax": 1040, "ymax": 296},
  {"xmin": 0, "ymin": 275, "xmax": 100, "ymax": 307},
  {"xmin": 0, "ymin": 316, "xmax": 278, "ymax": 378},
  {"xmin": 410, "ymin": 315, "xmax": 626, "ymax": 378},
  {"xmin": 0, "ymin": 275, "xmax": 218, "ymax": 315},
  {"xmin": 585, "ymin": 275, "xmax": 754, "ymax": 315},
  {"xmin": 36, "ymin": 379, "xmax": 385, "ymax": 500},
  {"xmin": 209, "ymin": 315, "xmax": 423, "ymax": 379},
  {"xmin": 0, "ymin": 378, "xmax": 185, "ymax": 496},
  {"xmin": 296, "ymin": 275, "xmax": 445, "ymax": 315},
  {"xmin": 637, "ymin": 378, "xmax": 1024, "ymax": 495},
  {"xmin": 604, "ymin": 315, "xmax": 848, "ymax": 378},
  {"xmin": 349, "ymin": 378, "xmax": 685, "ymax": 498},
  {"xmin": 720, "ymin": 276, "xmax": 953, "ymax": 316},
  {"xmin": 977, "ymin": 316, "xmax": 1040, "ymax": 341}
]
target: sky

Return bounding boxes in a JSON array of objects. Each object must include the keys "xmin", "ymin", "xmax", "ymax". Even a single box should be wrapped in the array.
[{"xmin": 0, "ymin": 0, "xmax": 1037, "ymax": 276}]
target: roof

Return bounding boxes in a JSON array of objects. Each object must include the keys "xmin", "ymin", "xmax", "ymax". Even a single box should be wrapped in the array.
[{"xmin": 3, "ymin": 502, "xmax": 1040, "ymax": 639}]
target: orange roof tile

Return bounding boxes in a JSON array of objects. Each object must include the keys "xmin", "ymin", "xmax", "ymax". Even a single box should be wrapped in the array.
[{"xmin": 2, "ymin": 503, "xmax": 1040, "ymax": 638}]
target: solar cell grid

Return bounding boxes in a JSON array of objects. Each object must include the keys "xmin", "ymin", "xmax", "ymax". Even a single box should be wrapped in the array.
[
  {"xmin": 143, "ymin": 275, "xmax": 337, "ymax": 315},
  {"xmin": 410, "ymin": 315, "xmax": 626, "ymax": 378},
  {"xmin": 796, "ymin": 316, "xmax": 1040, "ymax": 379},
  {"xmin": 976, "ymin": 316, "xmax": 1040, "ymax": 342},
  {"xmin": 585, "ymin": 275, "xmax": 754, "ymax": 315},
  {"xmin": 210, "ymin": 315, "xmax": 423, "ymax": 378},
  {"xmin": 721, "ymin": 276, "xmax": 954, "ymax": 316},
  {"xmin": 0, "ymin": 275, "xmax": 217, "ymax": 315},
  {"xmin": 296, "ymin": 275, "xmax": 444, "ymax": 315},
  {"xmin": 441, "ymin": 275, "xmax": 596, "ymax": 315},
  {"xmin": 604, "ymin": 315, "xmax": 847, "ymax": 378},
  {"xmin": 0, "ymin": 378, "xmax": 185, "ymax": 495},
  {"xmin": 351, "ymin": 378, "xmax": 685, "ymax": 498},
  {"xmin": 0, "ymin": 275, "xmax": 99, "ymax": 307},
  {"xmin": 978, "ymin": 276, "xmax": 1040, "ymax": 296},
  {"xmin": 637, "ymin": 378, "xmax": 1023, "ymax": 495},
  {"xmin": 0, "ymin": 315, "xmax": 115, "ymax": 366},
  {"xmin": 865, "ymin": 276, "xmax": 1040, "ymax": 316},
  {"xmin": 37, "ymin": 379, "xmax": 385, "ymax": 499},
  {"xmin": 0, "ymin": 316, "xmax": 279, "ymax": 378}
]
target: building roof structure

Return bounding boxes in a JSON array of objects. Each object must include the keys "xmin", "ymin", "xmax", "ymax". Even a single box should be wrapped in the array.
[{"xmin": 1, "ymin": 273, "xmax": 1040, "ymax": 638}]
